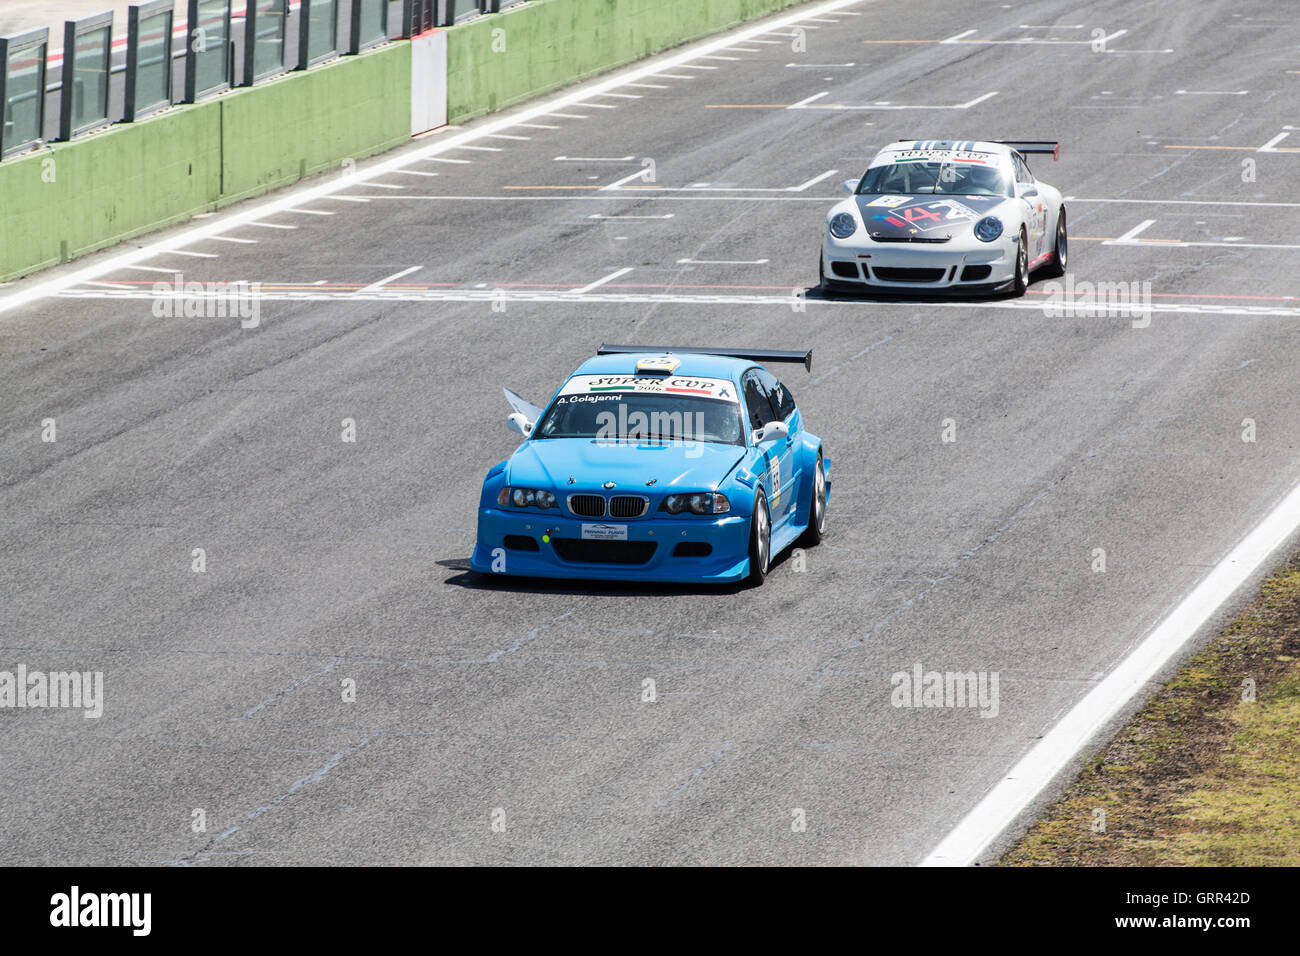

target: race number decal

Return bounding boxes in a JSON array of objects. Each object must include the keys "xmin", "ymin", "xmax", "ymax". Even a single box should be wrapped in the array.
[{"xmin": 769, "ymin": 453, "xmax": 781, "ymax": 508}]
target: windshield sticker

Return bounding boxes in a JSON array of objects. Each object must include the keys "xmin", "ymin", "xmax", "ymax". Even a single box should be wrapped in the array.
[
  {"xmin": 883, "ymin": 149, "xmax": 994, "ymax": 166},
  {"xmin": 561, "ymin": 375, "xmax": 739, "ymax": 403}
]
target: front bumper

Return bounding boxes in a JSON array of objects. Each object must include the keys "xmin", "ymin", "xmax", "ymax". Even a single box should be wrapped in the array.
[
  {"xmin": 822, "ymin": 233, "xmax": 1018, "ymax": 294},
  {"xmin": 470, "ymin": 506, "xmax": 752, "ymax": 583}
]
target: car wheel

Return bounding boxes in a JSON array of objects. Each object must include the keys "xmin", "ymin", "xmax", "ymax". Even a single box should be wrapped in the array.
[
  {"xmin": 799, "ymin": 451, "xmax": 827, "ymax": 547},
  {"xmin": 747, "ymin": 491, "xmax": 771, "ymax": 586},
  {"xmin": 1041, "ymin": 208, "xmax": 1067, "ymax": 278},
  {"xmin": 1012, "ymin": 227, "xmax": 1029, "ymax": 296},
  {"xmin": 818, "ymin": 252, "xmax": 827, "ymax": 290}
]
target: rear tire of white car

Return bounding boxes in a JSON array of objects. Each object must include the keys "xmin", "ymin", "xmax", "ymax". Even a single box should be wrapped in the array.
[
  {"xmin": 1012, "ymin": 227, "xmax": 1029, "ymax": 296},
  {"xmin": 747, "ymin": 491, "xmax": 771, "ymax": 587},
  {"xmin": 1041, "ymin": 208, "xmax": 1067, "ymax": 279}
]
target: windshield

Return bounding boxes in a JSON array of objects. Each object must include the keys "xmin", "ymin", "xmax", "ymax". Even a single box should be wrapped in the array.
[
  {"xmin": 857, "ymin": 158, "xmax": 1012, "ymax": 197},
  {"xmin": 534, "ymin": 391, "xmax": 745, "ymax": 446}
]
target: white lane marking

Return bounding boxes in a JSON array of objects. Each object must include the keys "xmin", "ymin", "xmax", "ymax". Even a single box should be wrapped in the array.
[
  {"xmin": 285, "ymin": 208, "xmax": 335, "ymax": 215},
  {"xmin": 0, "ymin": 0, "xmax": 875, "ymax": 317},
  {"xmin": 653, "ymin": 73, "xmax": 697, "ymax": 79},
  {"xmin": 576, "ymin": 102, "xmax": 619, "ymax": 109},
  {"xmin": 210, "ymin": 236, "xmax": 258, "ymax": 244},
  {"xmin": 555, "ymin": 155, "xmax": 635, "ymax": 162},
  {"xmin": 126, "ymin": 264, "xmax": 183, "ymax": 274},
  {"xmin": 958, "ymin": 91, "xmax": 999, "ymax": 108},
  {"xmin": 785, "ymin": 62, "xmax": 857, "ymax": 67},
  {"xmin": 573, "ymin": 267, "xmax": 633, "ymax": 294},
  {"xmin": 601, "ymin": 167, "xmax": 656, "ymax": 191},
  {"xmin": 168, "ymin": 249, "xmax": 219, "ymax": 258},
  {"xmin": 331, "ymin": 196, "xmax": 372, "ymax": 203},
  {"xmin": 1111, "ymin": 237, "xmax": 1300, "ymax": 250},
  {"xmin": 676, "ymin": 258, "xmax": 770, "ymax": 264},
  {"xmin": 943, "ymin": 27, "xmax": 1128, "ymax": 45},
  {"xmin": 58, "ymin": 288, "xmax": 1300, "ymax": 317},
  {"xmin": 1258, "ymin": 132, "xmax": 1291, "ymax": 152},
  {"xmin": 546, "ymin": 112, "xmax": 592, "ymax": 119},
  {"xmin": 793, "ymin": 90, "xmax": 997, "ymax": 110},
  {"xmin": 391, "ymin": 169, "xmax": 441, "ymax": 177},
  {"xmin": 1175, "ymin": 89, "xmax": 1249, "ymax": 95},
  {"xmin": 941, "ymin": 29, "xmax": 978, "ymax": 42},
  {"xmin": 623, "ymin": 82, "xmax": 669, "ymax": 89},
  {"xmin": 726, "ymin": 46, "xmax": 763, "ymax": 52},
  {"xmin": 359, "ymin": 182, "xmax": 405, "ymax": 189},
  {"xmin": 1019, "ymin": 23, "xmax": 1084, "ymax": 28},
  {"xmin": 701, "ymin": 54, "xmax": 741, "ymax": 61},
  {"xmin": 681, "ymin": 64, "xmax": 719, "ymax": 70},
  {"xmin": 357, "ymin": 266, "xmax": 423, "ymax": 294},
  {"xmin": 749, "ymin": 39, "xmax": 784, "ymax": 44},
  {"xmin": 1110, "ymin": 219, "xmax": 1157, "ymax": 243},
  {"xmin": 424, "ymin": 157, "xmax": 473, "ymax": 164},
  {"xmin": 453, "ymin": 144, "xmax": 504, "ymax": 151},
  {"xmin": 587, "ymin": 214, "xmax": 675, "ymax": 220},
  {"xmin": 487, "ymin": 133, "xmax": 531, "ymax": 140},
  {"xmin": 791, "ymin": 169, "xmax": 839, "ymax": 191},
  {"xmin": 594, "ymin": 92, "xmax": 642, "ymax": 99},
  {"xmin": 922, "ymin": 478, "xmax": 1300, "ymax": 866},
  {"xmin": 1070, "ymin": 197, "xmax": 1300, "ymax": 208},
  {"xmin": 83, "ymin": 280, "xmax": 135, "ymax": 289},
  {"xmin": 248, "ymin": 221, "xmax": 298, "ymax": 229},
  {"xmin": 513, "ymin": 122, "xmax": 562, "ymax": 130}
]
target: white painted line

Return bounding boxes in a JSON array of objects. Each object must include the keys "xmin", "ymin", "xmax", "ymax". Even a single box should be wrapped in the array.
[
  {"xmin": 425, "ymin": 157, "xmax": 474, "ymax": 164},
  {"xmin": 791, "ymin": 168, "xmax": 839, "ymax": 191},
  {"xmin": 1070, "ymin": 197, "xmax": 1300, "ymax": 209},
  {"xmin": 330, "ymin": 196, "xmax": 372, "ymax": 203},
  {"xmin": 453, "ymin": 145, "xmax": 504, "ymax": 151},
  {"xmin": 360, "ymin": 182, "xmax": 406, "ymax": 189},
  {"xmin": 623, "ymin": 82, "xmax": 669, "ymax": 89},
  {"xmin": 594, "ymin": 92, "xmax": 643, "ymax": 99},
  {"xmin": 210, "ymin": 236, "xmax": 259, "ymax": 244},
  {"xmin": 588, "ymin": 214, "xmax": 675, "ymax": 220},
  {"xmin": 1110, "ymin": 219, "xmax": 1157, "ymax": 243},
  {"xmin": 922, "ymin": 477, "xmax": 1300, "ymax": 866},
  {"xmin": 513, "ymin": 122, "xmax": 562, "ymax": 130},
  {"xmin": 285, "ymin": 208, "xmax": 335, "ymax": 215},
  {"xmin": 958, "ymin": 91, "xmax": 999, "ymax": 108},
  {"xmin": 555, "ymin": 155, "xmax": 635, "ymax": 162},
  {"xmin": 576, "ymin": 102, "xmax": 619, "ymax": 109},
  {"xmin": 789, "ymin": 91, "xmax": 831, "ymax": 109},
  {"xmin": 573, "ymin": 267, "xmax": 633, "ymax": 294},
  {"xmin": 126, "ymin": 264, "xmax": 183, "ymax": 274},
  {"xmin": 82, "ymin": 280, "xmax": 135, "ymax": 289},
  {"xmin": 1175, "ymin": 89, "xmax": 1249, "ymax": 95},
  {"xmin": 487, "ymin": 133, "xmax": 531, "ymax": 140},
  {"xmin": 1114, "ymin": 238, "xmax": 1300, "ymax": 251},
  {"xmin": 168, "ymin": 249, "xmax": 219, "ymax": 258},
  {"xmin": 701, "ymin": 54, "xmax": 741, "ymax": 61},
  {"xmin": 785, "ymin": 62, "xmax": 857, "ymax": 68},
  {"xmin": 749, "ymin": 39, "xmax": 785, "ymax": 44},
  {"xmin": 653, "ymin": 73, "xmax": 697, "ymax": 80},
  {"xmin": 357, "ymin": 266, "xmax": 423, "ymax": 294},
  {"xmin": 391, "ymin": 169, "xmax": 441, "ymax": 177},
  {"xmin": 546, "ymin": 112, "xmax": 592, "ymax": 119},
  {"xmin": 726, "ymin": 46, "xmax": 763, "ymax": 52},
  {"xmin": 676, "ymin": 258, "xmax": 770, "ymax": 265},
  {"xmin": 0, "ymin": 0, "xmax": 874, "ymax": 318},
  {"xmin": 1258, "ymin": 132, "xmax": 1291, "ymax": 152},
  {"xmin": 248, "ymin": 221, "xmax": 298, "ymax": 230},
  {"xmin": 941, "ymin": 29, "xmax": 978, "ymax": 43},
  {"xmin": 1019, "ymin": 23, "xmax": 1084, "ymax": 28},
  {"xmin": 681, "ymin": 64, "xmax": 720, "ymax": 70},
  {"xmin": 601, "ymin": 167, "xmax": 656, "ymax": 191}
]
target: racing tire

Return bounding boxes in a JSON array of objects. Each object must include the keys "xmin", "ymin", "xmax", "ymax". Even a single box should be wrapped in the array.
[
  {"xmin": 818, "ymin": 252, "xmax": 826, "ymax": 290},
  {"xmin": 747, "ymin": 491, "xmax": 772, "ymax": 586},
  {"xmin": 1011, "ymin": 227, "xmax": 1029, "ymax": 296},
  {"xmin": 1041, "ymin": 207, "xmax": 1067, "ymax": 279},
  {"xmin": 799, "ymin": 451, "xmax": 828, "ymax": 547}
]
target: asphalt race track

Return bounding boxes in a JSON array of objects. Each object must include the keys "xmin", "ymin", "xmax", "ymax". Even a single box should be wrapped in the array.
[{"xmin": 4, "ymin": 0, "xmax": 1300, "ymax": 866}]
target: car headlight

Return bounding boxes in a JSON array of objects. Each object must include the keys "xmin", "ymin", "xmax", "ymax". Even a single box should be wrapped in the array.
[
  {"xmin": 660, "ymin": 493, "xmax": 731, "ymax": 515},
  {"xmin": 497, "ymin": 486, "xmax": 557, "ymax": 509},
  {"xmin": 828, "ymin": 212, "xmax": 858, "ymax": 240},
  {"xmin": 974, "ymin": 216, "xmax": 1003, "ymax": 242}
]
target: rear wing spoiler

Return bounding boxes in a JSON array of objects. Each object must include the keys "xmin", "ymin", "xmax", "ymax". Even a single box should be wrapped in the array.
[
  {"xmin": 995, "ymin": 141, "xmax": 1060, "ymax": 161},
  {"xmin": 596, "ymin": 344, "xmax": 813, "ymax": 372}
]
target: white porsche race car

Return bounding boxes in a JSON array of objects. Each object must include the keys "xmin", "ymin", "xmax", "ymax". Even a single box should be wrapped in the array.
[{"xmin": 819, "ymin": 140, "xmax": 1066, "ymax": 296}]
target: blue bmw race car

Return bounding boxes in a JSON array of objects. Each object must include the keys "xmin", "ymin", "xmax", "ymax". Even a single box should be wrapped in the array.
[{"xmin": 470, "ymin": 345, "xmax": 830, "ymax": 585}]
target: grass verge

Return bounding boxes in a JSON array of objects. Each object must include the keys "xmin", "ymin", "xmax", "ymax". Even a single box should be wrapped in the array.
[{"xmin": 1000, "ymin": 552, "xmax": 1300, "ymax": 865}]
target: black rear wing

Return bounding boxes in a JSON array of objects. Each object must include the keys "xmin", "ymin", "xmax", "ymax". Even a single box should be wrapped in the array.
[
  {"xmin": 596, "ymin": 344, "xmax": 813, "ymax": 372},
  {"xmin": 995, "ymin": 141, "xmax": 1060, "ymax": 161}
]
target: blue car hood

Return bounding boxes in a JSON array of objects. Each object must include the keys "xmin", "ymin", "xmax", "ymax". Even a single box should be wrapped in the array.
[{"xmin": 509, "ymin": 438, "xmax": 746, "ymax": 492}]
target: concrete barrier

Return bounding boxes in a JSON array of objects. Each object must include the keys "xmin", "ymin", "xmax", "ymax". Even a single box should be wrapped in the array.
[
  {"xmin": 1, "ymin": 42, "xmax": 410, "ymax": 282},
  {"xmin": 445, "ymin": 0, "xmax": 806, "ymax": 123}
]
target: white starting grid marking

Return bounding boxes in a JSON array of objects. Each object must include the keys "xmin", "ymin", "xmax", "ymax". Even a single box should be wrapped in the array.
[
  {"xmin": 356, "ymin": 266, "xmax": 423, "ymax": 294},
  {"xmin": 572, "ymin": 267, "xmax": 634, "ymax": 294},
  {"xmin": 555, "ymin": 155, "xmax": 635, "ymax": 162},
  {"xmin": 677, "ymin": 258, "xmax": 770, "ymax": 265},
  {"xmin": 1106, "ymin": 218, "xmax": 1300, "ymax": 250},
  {"xmin": 790, "ymin": 90, "xmax": 998, "ymax": 110},
  {"xmin": 587, "ymin": 214, "xmax": 675, "ymax": 220},
  {"xmin": 942, "ymin": 27, "xmax": 1128, "ymax": 45}
]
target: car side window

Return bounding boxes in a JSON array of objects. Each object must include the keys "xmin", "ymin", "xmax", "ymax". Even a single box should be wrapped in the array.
[
  {"xmin": 742, "ymin": 370, "xmax": 775, "ymax": 431},
  {"xmin": 758, "ymin": 369, "xmax": 796, "ymax": 421},
  {"xmin": 1015, "ymin": 154, "xmax": 1033, "ymax": 183}
]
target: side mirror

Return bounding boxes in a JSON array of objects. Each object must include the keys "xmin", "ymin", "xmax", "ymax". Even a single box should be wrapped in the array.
[
  {"xmin": 752, "ymin": 420, "xmax": 789, "ymax": 445},
  {"xmin": 507, "ymin": 413, "xmax": 534, "ymax": 437},
  {"xmin": 841, "ymin": 178, "xmax": 860, "ymax": 195},
  {"xmin": 1015, "ymin": 182, "xmax": 1038, "ymax": 198}
]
